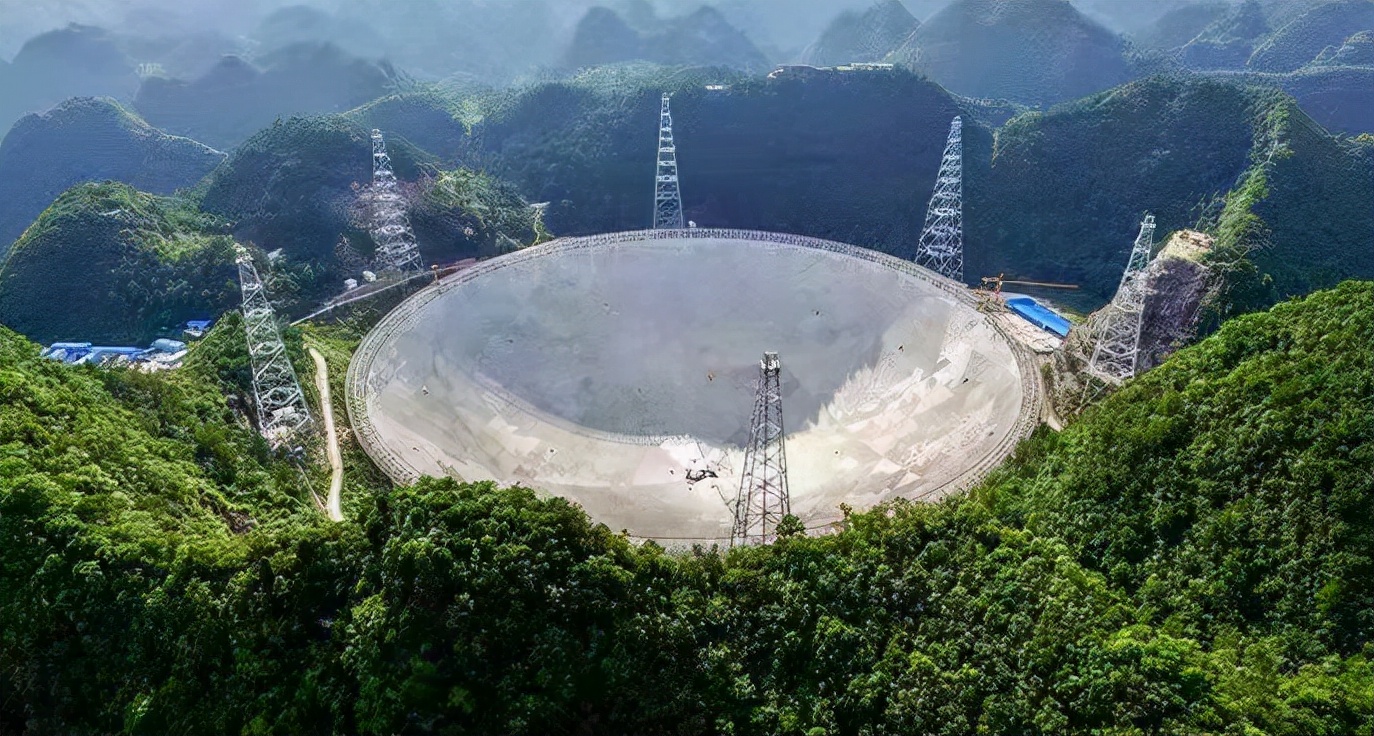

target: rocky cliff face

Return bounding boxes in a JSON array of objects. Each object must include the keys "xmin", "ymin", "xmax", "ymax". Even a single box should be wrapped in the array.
[
  {"xmin": 1137, "ymin": 229, "xmax": 1218, "ymax": 371},
  {"xmin": 1052, "ymin": 229, "xmax": 1218, "ymax": 415}
]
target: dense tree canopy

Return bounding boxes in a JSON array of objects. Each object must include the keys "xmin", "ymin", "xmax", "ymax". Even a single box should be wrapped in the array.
[
  {"xmin": 2, "ymin": 280, "xmax": 1371, "ymax": 733},
  {"xmin": 0, "ymin": 182, "xmax": 239, "ymax": 344}
]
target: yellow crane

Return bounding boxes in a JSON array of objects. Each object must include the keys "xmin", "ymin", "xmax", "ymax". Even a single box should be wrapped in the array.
[{"xmin": 979, "ymin": 273, "xmax": 1080, "ymax": 296}]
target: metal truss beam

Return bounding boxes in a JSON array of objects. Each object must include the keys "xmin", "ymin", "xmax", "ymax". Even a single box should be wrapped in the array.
[
  {"xmin": 732, "ymin": 351, "xmax": 791, "ymax": 546},
  {"xmin": 914, "ymin": 116, "xmax": 964, "ymax": 283}
]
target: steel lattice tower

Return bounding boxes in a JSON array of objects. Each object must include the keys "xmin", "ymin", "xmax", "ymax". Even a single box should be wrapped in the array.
[
  {"xmin": 653, "ymin": 93, "xmax": 685, "ymax": 230},
  {"xmin": 369, "ymin": 129, "xmax": 424, "ymax": 272},
  {"xmin": 914, "ymin": 116, "xmax": 964, "ymax": 282},
  {"xmin": 236, "ymin": 248, "xmax": 312, "ymax": 445},
  {"xmin": 1087, "ymin": 214, "xmax": 1157, "ymax": 383},
  {"xmin": 732, "ymin": 352, "xmax": 791, "ymax": 546}
]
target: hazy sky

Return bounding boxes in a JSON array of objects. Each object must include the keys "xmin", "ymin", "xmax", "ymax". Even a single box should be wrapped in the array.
[{"xmin": 0, "ymin": 0, "xmax": 1242, "ymax": 64}]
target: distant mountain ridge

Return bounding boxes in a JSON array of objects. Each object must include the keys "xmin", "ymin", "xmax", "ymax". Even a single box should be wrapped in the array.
[
  {"xmin": 1248, "ymin": 0, "xmax": 1374, "ymax": 71},
  {"xmin": 1174, "ymin": 0, "xmax": 1374, "ymax": 71},
  {"xmin": 133, "ymin": 42, "xmax": 395, "ymax": 150},
  {"xmin": 1131, "ymin": 2, "xmax": 1232, "ymax": 51},
  {"xmin": 888, "ymin": 0, "xmax": 1134, "ymax": 105},
  {"xmin": 0, "ymin": 24, "xmax": 139, "ymax": 134},
  {"xmin": 563, "ymin": 5, "xmax": 770, "ymax": 71},
  {"xmin": 802, "ymin": 0, "xmax": 920, "ymax": 67},
  {"xmin": 1179, "ymin": 0, "xmax": 1271, "ymax": 68},
  {"xmin": 1310, "ymin": 28, "xmax": 1374, "ymax": 64},
  {"xmin": 0, "ymin": 97, "xmax": 223, "ymax": 257}
]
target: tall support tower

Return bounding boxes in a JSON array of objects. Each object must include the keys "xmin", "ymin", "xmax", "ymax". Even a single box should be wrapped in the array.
[
  {"xmin": 653, "ymin": 93, "xmax": 685, "ymax": 230},
  {"xmin": 236, "ymin": 248, "xmax": 312, "ymax": 445},
  {"xmin": 1087, "ymin": 214, "xmax": 1157, "ymax": 383},
  {"xmin": 369, "ymin": 129, "xmax": 424, "ymax": 272},
  {"xmin": 914, "ymin": 116, "xmax": 964, "ymax": 282},
  {"xmin": 732, "ymin": 352, "xmax": 791, "ymax": 546}
]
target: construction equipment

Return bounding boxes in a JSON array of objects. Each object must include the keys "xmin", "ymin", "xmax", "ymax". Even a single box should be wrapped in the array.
[{"xmin": 978, "ymin": 273, "xmax": 1080, "ymax": 296}]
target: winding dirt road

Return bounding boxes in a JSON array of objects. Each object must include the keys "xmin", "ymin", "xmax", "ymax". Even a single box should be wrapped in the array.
[{"xmin": 309, "ymin": 347, "xmax": 344, "ymax": 522}]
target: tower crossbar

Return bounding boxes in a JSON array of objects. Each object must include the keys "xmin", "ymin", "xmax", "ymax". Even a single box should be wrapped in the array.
[
  {"xmin": 914, "ymin": 116, "xmax": 964, "ymax": 282},
  {"xmin": 236, "ymin": 248, "xmax": 312, "ymax": 446},
  {"xmin": 653, "ymin": 93, "xmax": 685, "ymax": 230},
  {"xmin": 1087, "ymin": 214, "xmax": 1157, "ymax": 383},
  {"xmin": 732, "ymin": 351, "xmax": 791, "ymax": 546},
  {"xmin": 369, "ymin": 129, "xmax": 424, "ymax": 272}
]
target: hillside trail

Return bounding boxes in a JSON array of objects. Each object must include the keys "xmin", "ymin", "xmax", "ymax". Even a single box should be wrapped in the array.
[{"xmin": 308, "ymin": 346, "xmax": 345, "ymax": 522}]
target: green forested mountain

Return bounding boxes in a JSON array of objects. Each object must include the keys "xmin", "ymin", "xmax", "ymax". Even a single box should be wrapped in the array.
[
  {"xmin": 988, "ymin": 281, "xmax": 1374, "ymax": 658},
  {"xmin": 1181, "ymin": 0, "xmax": 1272, "ymax": 69},
  {"xmin": 968, "ymin": 76, "xmax": 1266, "ymax": 301},
  {"xmin": 1247, "ymin": 0, "xmax": 1374, "ymax": 72},
  {"xmin": 1167, "ymin": 0, "xmax": 1374, "ymax": 133},
  {"xmin": 0, "ymin": 99, "xmax": 540, "ymax": 345},
  {"xmin": 0, "ymin": 97, "xmax": 223, "ymax": 255},
  {"xmin": 976, "ymin": 77, "xmax": 1374, "ymax": 307},
  {"xmin": 347, "ymin": 90, "xmax": 478, "ymax": 165},
  {"xmin": 0, "ymin": 182, "xmax": 238, "ymax": 344},
  {"xmin": 888, "ymin": 0, "xmax": 1134, "ymax": 105},
  {"xmin": 1130, "ymin": 1, "xmax": 1232, "ymax": 51},
  {"xmin": 190, "ymin": 113, "xmax": 537, "ymax": 311},
  {"xmin": 472, "ymin": 68, "xmax": 959, "ymax": 251},
  {"xmin": 192, "ymin": 114, "xmax": 424, "ymax": 302},
  {"xmin": 467, "ymin": 69, "xmax": 1373, "ymax": 308},
  {"xmin": 1, "ymin": 275, "xmax": 1370, "ymax": 733}
]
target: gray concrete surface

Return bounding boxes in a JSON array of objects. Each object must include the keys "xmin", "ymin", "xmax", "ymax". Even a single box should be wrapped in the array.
[{"xmin": 349, "ymin": 231, "xmax": 1036, "ymax": 543}]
